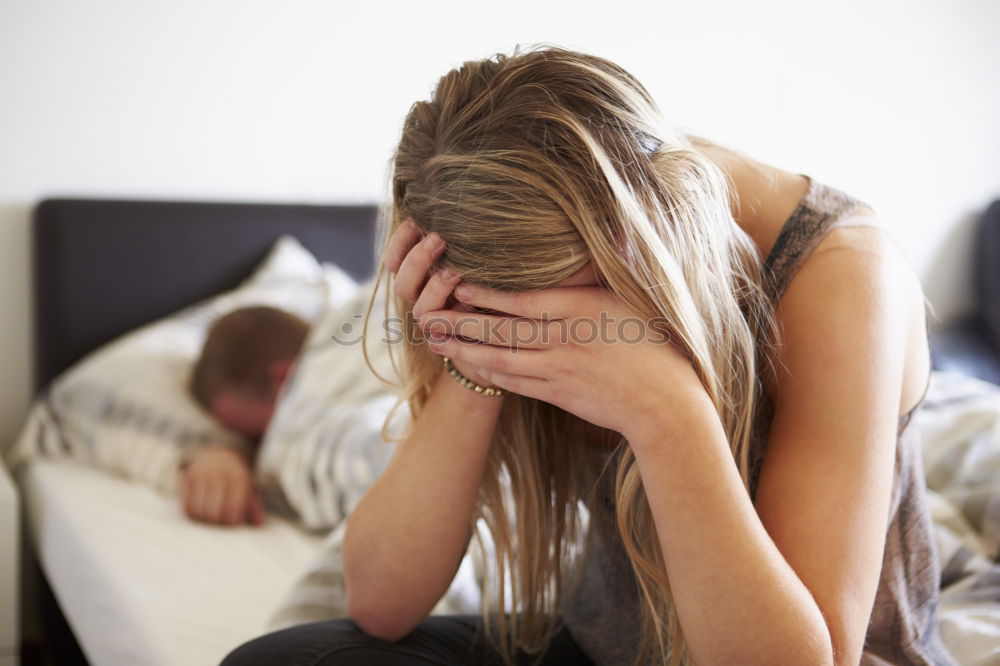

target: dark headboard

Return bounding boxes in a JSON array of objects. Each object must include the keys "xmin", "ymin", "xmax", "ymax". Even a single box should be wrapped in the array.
[{"xmin": 33, "ymin": 198, "xmax": 381, "ymax": 394}]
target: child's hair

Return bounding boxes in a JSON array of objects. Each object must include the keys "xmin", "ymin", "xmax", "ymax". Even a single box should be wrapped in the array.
[
  {"xmin": 362, "ymin": 44, "xmax": 782, "ymax": 666},
  {"xmin": 189, "ymin": 305, "xmax": 309, "ymax": 411}
]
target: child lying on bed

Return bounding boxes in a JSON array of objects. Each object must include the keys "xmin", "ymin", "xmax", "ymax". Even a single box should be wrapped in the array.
[{"xmin": 182, "ymin": 305, "xmax": 310, "ymax": 527}]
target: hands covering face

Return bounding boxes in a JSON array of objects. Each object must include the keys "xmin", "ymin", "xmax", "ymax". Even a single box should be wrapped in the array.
[{"xmin": 384, "ymin": 217, "xmax": 704, "ymax": 436}]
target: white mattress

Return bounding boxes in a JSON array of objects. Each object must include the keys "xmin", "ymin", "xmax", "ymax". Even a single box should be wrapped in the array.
[{"xmin": 19, "ymin": 458, "xmax": 324, "ymax": 666}]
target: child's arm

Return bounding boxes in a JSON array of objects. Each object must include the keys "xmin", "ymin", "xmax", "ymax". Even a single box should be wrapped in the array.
[{"xmin": 179, "ymin": 444, "xmax": 264, "ymax": 527}]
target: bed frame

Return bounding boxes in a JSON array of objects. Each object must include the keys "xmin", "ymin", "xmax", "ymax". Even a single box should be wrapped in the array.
[
  {"xmin": 23, "ymin": 197, "xmax": 381, "ymax": 665},
  {"xmin": 32, "ymin": 198, "xmax": 381, "ymax": 393}
]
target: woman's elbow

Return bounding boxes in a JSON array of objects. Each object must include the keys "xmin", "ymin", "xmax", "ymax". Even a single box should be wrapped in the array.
[{"xmin": 345, "ymin": 590, "xmax": 419, "ymax": 642}]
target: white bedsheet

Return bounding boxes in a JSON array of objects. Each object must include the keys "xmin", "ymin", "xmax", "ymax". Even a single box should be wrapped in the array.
[{"xmin": 19, "ymin": 458, "xmax": 323, "ymax": 666}]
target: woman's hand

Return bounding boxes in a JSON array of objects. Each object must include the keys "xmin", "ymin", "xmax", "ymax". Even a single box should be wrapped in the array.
[
  {"xmin": 414, "ymin": 283, "xmax": 708, "ymax": 438},
  {"xmin": 382, "ymin": 218, "xmax": 496, "ymax": 388}
]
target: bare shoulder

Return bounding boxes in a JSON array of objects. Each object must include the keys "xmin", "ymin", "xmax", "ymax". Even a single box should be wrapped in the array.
[
  {"xmin": 763, "ymin": 212, "xmax": 931, "ymax": 419},
  {"xmin": 750, "ymin": 210, "xmax": 925, "ymax": 664},
  {"xmin": 809, "ymin": 210, "xmax": 923, "ymax": 305}
]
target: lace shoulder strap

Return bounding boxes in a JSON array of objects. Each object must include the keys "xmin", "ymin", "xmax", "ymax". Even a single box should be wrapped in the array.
[{"xmin": 763, "ymin": 174, "xmax": 876, "ymax": 305}]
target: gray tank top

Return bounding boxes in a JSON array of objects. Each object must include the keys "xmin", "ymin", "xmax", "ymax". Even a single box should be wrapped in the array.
[{"xmin": 559, "ymin": 174, "xmax": 958, "ymax": 665}]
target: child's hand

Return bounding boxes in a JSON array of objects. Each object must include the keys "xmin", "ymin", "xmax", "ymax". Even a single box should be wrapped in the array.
[{"xmin": 180, "ymin": 444, "xmax": 265, "ymax": 527}]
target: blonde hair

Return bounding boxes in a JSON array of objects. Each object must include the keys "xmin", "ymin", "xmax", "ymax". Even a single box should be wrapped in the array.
[{"xmin": 363, "ymin": 44, "xmax": 781, "ymax": 666}]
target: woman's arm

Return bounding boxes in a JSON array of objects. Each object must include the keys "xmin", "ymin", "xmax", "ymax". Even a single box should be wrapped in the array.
[
  {"xmin": 344, "ymin": 222, "xmax": 505, "ymax": 640},
  {"xmin": 626, "ymin": 232, "xmax": 910, "ymax": 666},
  {"xmin": 408, "ymin": 225, "xmax": 912, "ymax": 664},
  {"xmin": 343, "ymin": 370, "xmax": 503, "ymax": 640}
]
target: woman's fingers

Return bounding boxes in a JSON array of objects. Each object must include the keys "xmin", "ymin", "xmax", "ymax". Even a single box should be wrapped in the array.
[
  {"xmin": 426, "ymin": 333, "xmax": 546, "ymax": 378},
  {"xmin": 455, "ymin": 282, "xmax": 581, "ymax": 320},
  {"xmin": 382, "ymin": 218, "xmax": 461, "ymax": 314},
  {"xmin": 395, "ymin": 231, "xmax": 447, "ymax": 303},
  {"xmin": 382, "ymin": 218, "xmax": 423, "ymax": 273},
  {"xmin": 412, "ymin": 267, "xmax": 462, "ymax": 319},
  {"xmin": 418, "ymin": 310, "xmax": 558, "ymax": 350},
  {"xmin": 464, "ymin": 366, "xmax": 548, "ymax": 402},
  {"xmin": 427, "ymin": 334, "xmax": 550, "ymax": 400}
]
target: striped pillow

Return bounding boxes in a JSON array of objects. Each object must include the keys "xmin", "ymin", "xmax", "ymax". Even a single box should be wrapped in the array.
[
  {"xmin": 255, "ymin": 277, "xmax": 405, "ymax": 530},
  {"xmin": 5, "ymin": 235, "xmax": 358, "ymax": 495}
]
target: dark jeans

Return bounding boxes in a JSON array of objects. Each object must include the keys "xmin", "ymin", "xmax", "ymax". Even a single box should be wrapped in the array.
[{"xmin": 220, "ymin": 614, "xmax": 595, "ymax": 666}]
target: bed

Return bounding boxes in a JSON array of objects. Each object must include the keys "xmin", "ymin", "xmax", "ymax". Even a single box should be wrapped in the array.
[
  {"xmin": 17, "ymin": 197, "xmax": 379, "ymax": 666},
  {"xmin": 11, "ymin": 195, "xmax": 1000, "ymax": 666}
]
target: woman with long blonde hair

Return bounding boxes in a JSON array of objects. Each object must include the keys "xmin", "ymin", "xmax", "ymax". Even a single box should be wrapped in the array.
[{"xmin": 224, "ymin": 46, "xmax": 956, "ymax": 665}]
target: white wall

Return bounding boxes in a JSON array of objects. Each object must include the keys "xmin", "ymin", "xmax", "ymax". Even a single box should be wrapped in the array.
[{"xmin": 1, "ymin": 0, "xmax": 998, "ymax": 445}]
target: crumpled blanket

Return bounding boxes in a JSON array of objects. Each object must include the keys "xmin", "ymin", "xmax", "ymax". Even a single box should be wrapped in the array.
[{"xmin": 911, "ymin": 370, "xmax": 1000, "ymax": 665}]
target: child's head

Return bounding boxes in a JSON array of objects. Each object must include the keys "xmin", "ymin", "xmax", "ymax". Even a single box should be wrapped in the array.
[{"xmin": 189, "ymin": 305, "xmax": 310, "ymax": 439}]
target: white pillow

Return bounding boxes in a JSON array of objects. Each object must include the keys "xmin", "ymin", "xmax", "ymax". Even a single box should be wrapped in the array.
[
  {"xmin": 255, "ymin": 277, "xmax": 407, "ymax": 531},
  {"xmin": 5, "ymin": 235, "xmax": 359, "ymax": 495}
]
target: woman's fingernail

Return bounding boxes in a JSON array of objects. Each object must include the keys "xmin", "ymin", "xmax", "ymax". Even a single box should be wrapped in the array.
[
  {"xmin": 440, "ymin": 268, "xmax": 455, "ymax": 280},
  {"xmin": 455, "ymin": 285, "xmax": 471, "ymax": 301},
  {"xmin": 424, "ymin": 233, "xmax": 444, "ymax": 251},
  {"xmin": 429, "ymin": 323, "xmax": 447, "ymax": 336}
]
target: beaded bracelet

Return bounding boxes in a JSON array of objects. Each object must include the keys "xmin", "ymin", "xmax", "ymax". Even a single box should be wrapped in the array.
[{"xmin": 442, "ymin": 356, "xmax": 505, "ymax": 397}]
